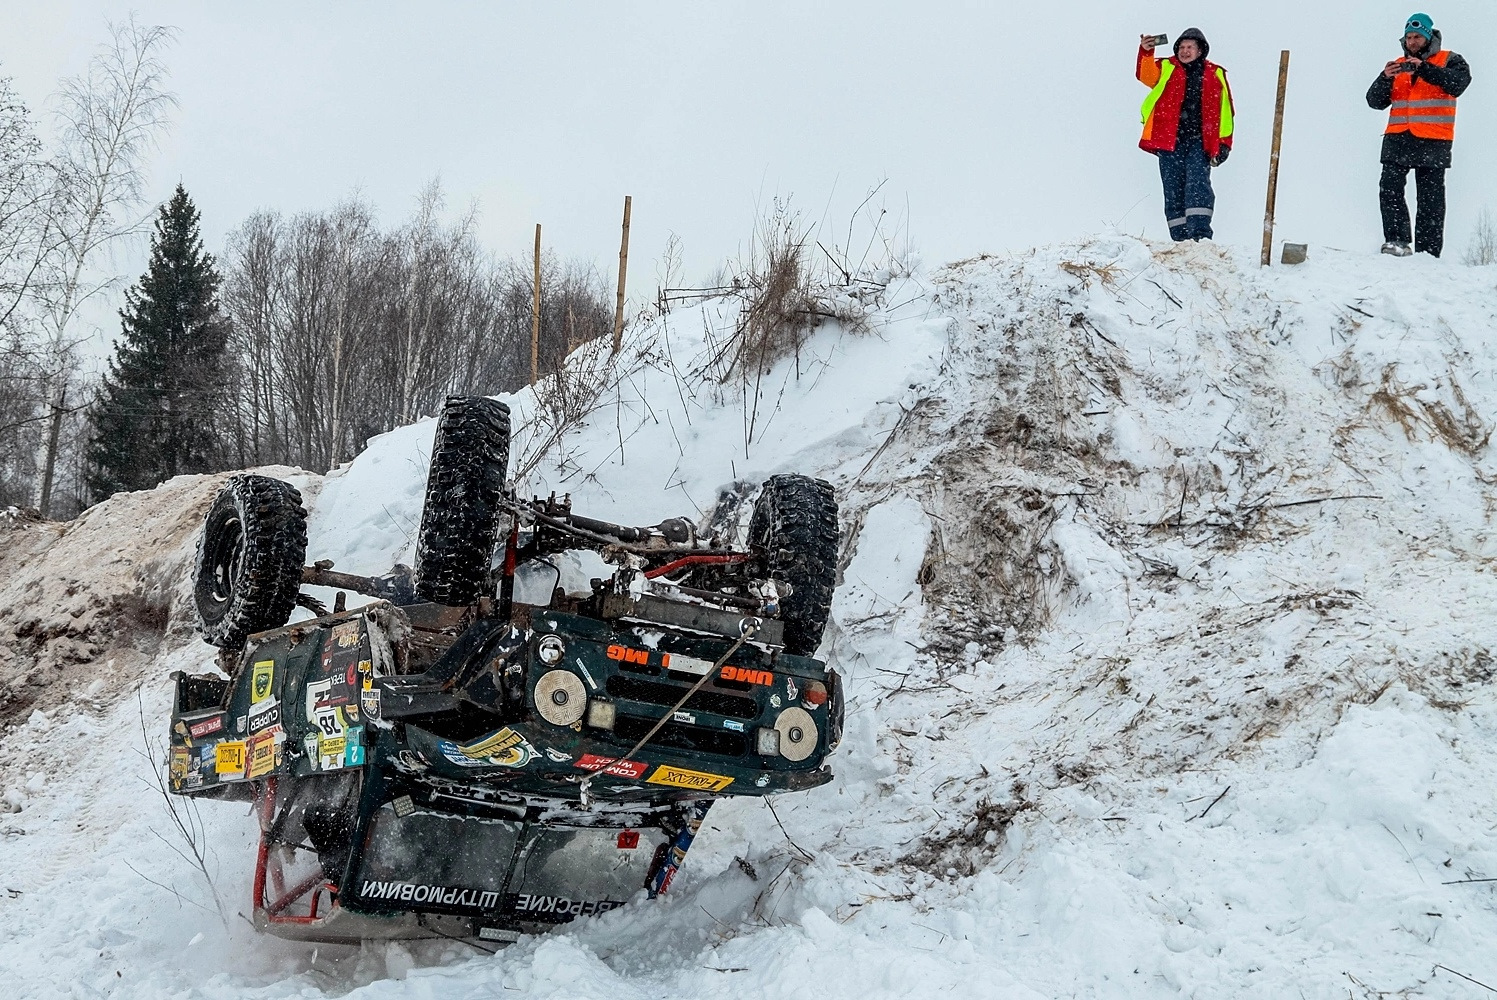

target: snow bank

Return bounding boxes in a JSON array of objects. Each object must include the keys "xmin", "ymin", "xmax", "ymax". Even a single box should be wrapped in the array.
[{"xmin": 4, "ymin": 237, "xmax": 1497, "ymax": 998}]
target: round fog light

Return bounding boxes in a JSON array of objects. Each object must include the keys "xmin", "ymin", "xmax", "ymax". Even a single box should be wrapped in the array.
[
  {"xmin": 535, "ymin": 670, "xmax": 587, "ymax": 725},
  {"xmin": 774, "ymin": 707, "xmax": 818, "ymax": 761},
  {"xmin": 537, "ymin": 635, "xmax": 565, "ymax": 665}
]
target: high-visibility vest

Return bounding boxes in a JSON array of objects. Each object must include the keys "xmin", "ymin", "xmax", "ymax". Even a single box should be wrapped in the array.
[
  {"xmin": 1386, "ymin": 49, "xmax": 1457, "ymax": 140},
  {"xmin": 1137, "ymin": 52, "xmax": 1235, "ymax": 158}
]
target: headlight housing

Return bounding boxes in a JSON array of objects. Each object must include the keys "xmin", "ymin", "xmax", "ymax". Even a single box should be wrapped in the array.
[
  {"xmin": 585, "ymin": 698, "xmax": 616, "ymax": 730},
  {"xmin": 537, "ymin": 635, "xmax": 565, "ymax": 665},
  {"xmin": 755, "ymin": 727, "xmax": 781, "ymax": 756}
]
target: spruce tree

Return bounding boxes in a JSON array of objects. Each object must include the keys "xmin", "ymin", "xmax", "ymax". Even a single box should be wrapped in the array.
[{"xmin": 89, "ymin": 184, "xmax": 231, "ymax": 499}]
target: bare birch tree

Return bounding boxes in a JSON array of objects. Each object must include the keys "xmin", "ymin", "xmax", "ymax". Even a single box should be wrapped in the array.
[{"xmin": 35, "ymin": 17, "xmax": 175, "ymax": 516}]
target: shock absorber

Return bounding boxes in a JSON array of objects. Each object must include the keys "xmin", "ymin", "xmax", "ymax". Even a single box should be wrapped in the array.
[{"xmin": 647, "ymin": 799, "xmax": 714, "ymax": 897}]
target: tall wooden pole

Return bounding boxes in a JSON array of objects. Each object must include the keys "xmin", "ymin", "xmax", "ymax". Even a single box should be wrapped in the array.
[
  {"xmin": 531, "ymin": 224, "xmax": 541, "ymax": 386},
  {"xmin": 613, "ymin": 195, "xmax": 632, "ymax": 355},
  {"xmin": 37, "ymin": 387, "xmax": 65, "ymax": 517},
  {"xmin": 1261, "ymin": 50, "xmax": 1291, "ymax": 267}
]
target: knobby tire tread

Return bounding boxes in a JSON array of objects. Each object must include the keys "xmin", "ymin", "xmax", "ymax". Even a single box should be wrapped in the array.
[
  {"xmin": 414, "ymin": 396, "xmax": 512, "ymax": 606},
  {"xmin": 194, "ymin": 475, "xmax": 309, "ymax": 650},
  {"xmin": 750, "ymin": 474, "xmax": 839, "ymax": 656}
]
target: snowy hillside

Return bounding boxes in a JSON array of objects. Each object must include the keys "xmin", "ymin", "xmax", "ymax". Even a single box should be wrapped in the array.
[{"xmin": 4, "ymin": 236, "xmax": 1497, "ymax": 998}]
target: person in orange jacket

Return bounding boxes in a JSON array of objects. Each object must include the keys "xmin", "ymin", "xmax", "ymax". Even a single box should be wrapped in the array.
[
  {"xmin": 1366, "ymin": 13, "xmax": 1471, "ymax": 257},
  {"xmin": 1136, "ymin": 28, "xmax": 1235, "ymax": 242}
]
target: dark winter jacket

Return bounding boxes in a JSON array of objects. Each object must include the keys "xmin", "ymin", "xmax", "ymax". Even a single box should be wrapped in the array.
[
  {"xmin": 1178, "ymin": 59, "xmax": 1205, "ymax": 141},
  {"xmin": 1366, "ymin": 30, "xmax": 1471, "ymax": 169}
]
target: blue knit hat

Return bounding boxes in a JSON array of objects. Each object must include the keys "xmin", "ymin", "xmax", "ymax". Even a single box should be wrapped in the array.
[{"xmin": 1404, "ymin": 13, "xmax": 1434, "ymax": 41}]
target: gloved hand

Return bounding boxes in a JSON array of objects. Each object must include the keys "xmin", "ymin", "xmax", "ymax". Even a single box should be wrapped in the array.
[{"xmin": 1211, "ymin": 145, "xmax": 1230, "ymax": 167}]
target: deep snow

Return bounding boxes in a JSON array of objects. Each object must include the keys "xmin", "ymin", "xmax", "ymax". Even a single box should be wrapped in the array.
[{"xmin": 4, "ymin": 236, "xmax": 1497, "ymax": 998}]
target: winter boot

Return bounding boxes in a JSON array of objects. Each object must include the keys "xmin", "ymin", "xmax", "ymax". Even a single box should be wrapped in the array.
[{"xmin": 1381, "ymin": 242, "xmax": 1413, "ymax": 257}]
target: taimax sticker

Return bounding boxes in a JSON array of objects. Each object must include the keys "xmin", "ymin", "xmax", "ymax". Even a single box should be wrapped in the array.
[
  {"xmin": 646, "ymin": 764, "xmax": 734, "ymax": 792},
  {"xmin": 358, "ymin": 881, "xmax": 500, "ymax": 909}
]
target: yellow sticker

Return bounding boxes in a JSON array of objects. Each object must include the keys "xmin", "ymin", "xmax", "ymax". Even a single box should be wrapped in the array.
[
  {"xmin": 251, "ymin": 660, "xmax": 275, "ymax": 704},
  {"xmin": 215, "ymin": 741, "xmax": 247, "ymax": 775},
  {"xmin": 319, "ymin": 735, "xmax": 346, "ymax": 758},
  {"xmin": 456, "ymin": 727, "xmax": 533, "ymax": 766},
  {"xmin": 247, "ymin": 734, "xmax": 276, "ymax": 779},
  {"xmin": 169, "ymin": 746, "xmax": 190, "ymax": 788},
  {"xmin": 645, "ymin": 764, "xmax": 734, "ymax": 792}
]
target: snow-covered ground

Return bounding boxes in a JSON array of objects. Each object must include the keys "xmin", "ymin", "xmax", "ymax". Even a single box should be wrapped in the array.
[{"xmin": 4, "ymin": 236, "xmax": 1497, "ymax": 998}]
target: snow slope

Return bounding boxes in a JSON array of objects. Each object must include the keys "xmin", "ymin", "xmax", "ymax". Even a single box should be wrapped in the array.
[{"xmin": 4, "ymin": 237, "xmax": 1497, "ymax": 999}]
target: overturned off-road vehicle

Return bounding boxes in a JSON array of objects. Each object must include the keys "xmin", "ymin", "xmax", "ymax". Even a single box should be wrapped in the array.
[{"xmin": 167, "ymin": 396, "xmax": 843, "ymax": 944}]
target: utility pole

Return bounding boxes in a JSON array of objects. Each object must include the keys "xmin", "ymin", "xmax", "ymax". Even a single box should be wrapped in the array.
[
  {"xmin": 613, "ymin": 195, "xmax": 632, "ymax": 355},
  {"xmin": 531, "ymin": 224, "xmax": 541, "ymax": 386},
  {"xmin": 1261, "ymin": 50, "xmax": 1291, "ymax": 266}
]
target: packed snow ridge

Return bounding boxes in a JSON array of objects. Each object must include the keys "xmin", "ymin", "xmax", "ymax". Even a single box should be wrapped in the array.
[{"xmin": 3, "ymin": 235, "xmax": 1497, "ymax": 999}]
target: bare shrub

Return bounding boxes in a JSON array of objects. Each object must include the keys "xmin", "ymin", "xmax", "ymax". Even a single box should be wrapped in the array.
[
  {"xmin": 1463, "ymin": 207, "xmax": 1497, "ymax": 266},
  {"xmin": 507, "ymin": 330, "xmax": 658, "ymax": 486}
]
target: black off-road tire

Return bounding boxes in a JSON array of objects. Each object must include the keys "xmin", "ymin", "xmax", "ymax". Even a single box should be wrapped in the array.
[
  {"xmin": 194, "ymin": 475, "xmax": 308, "ymax": 650},
  {"xmin": 749, "ymin": 475, "xmax": 839, "ymax": 656},
  {"xmin": 414, "ymin": 396, "xmax": 511, "ymax": 606}
]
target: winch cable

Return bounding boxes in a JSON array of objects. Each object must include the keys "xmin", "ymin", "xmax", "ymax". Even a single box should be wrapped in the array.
[{"xmin": 580, "ymin": 619, "xmax": 760, "ymax": 807}]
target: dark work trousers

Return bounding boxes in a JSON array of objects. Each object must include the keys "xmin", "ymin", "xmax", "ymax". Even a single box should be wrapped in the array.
[
  {"xmin": 1158, "ymin": 143, "xmax": 1215, "ymax": 241},
  {"xmin": 1379, "ymin": 162, "xmax": 1446, "ymax": 256}
]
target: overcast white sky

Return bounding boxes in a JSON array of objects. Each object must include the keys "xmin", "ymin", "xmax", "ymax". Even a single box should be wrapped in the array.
[{"xmin": 2, "ymin": 1, "xmax": 1494, "ymax": 322}]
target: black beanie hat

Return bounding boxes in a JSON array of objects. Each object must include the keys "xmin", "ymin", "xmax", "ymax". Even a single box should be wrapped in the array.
[{"xmin": 1174, "ymin": 27, "xmax": 1210, "ymax": 59}]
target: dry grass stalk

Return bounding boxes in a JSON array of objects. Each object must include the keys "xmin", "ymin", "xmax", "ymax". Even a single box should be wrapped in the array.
[{"xmin": 1368, "ymin": 364, "xmax": 1491, "ymax": 456}]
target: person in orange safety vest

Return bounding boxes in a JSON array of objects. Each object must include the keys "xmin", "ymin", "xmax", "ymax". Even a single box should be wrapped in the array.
[
  {"xmin": 1366, "ymin": 13, "xmax": 1471, "ymax": 257},
  {"xmin": 1136, "ymin": 28, "xmax": 1235, "ymax": 242}
]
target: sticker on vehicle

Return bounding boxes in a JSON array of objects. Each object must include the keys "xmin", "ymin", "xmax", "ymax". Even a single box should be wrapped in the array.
[
  {"xmin": 318, "ymin": 735, "xmax": 346, "ymax": 771},
  {"xmin": 646, "ymin": 764, "xmax": 734, "ymax": 792},
  {"xmin": 215, "ymin": 741, "xmax": 247, "ymax": 776},
  {"xmin": 169, "ymin": 747, "xmax": 190, "ymax": 789},
  {"xmin": 344, "ymin": 725, "xmax": 365, "ymax": 766},
  {"xmin": 247, "ymin": 732, "xmax": 277, "ymax": 779},
  {"xmin": 247, "ymin": 698, "xmax": 280, "ymax": 734},
  {"xmin": 304, "ymin": 678, "xmax": 332, "ymax": 721},
  {"xmin": 331, "ymin": 620, "xmax": 361, "ymax": 649},
  {"xmin": 303, "ymin": 732, "xmax": 320, "ymax": 769},
  {"xmin": 361, "ymin": 687, "xmax": 381, "ymax": 721},
  {"xmin": 575, "ymin": 753, "xmax": 647, "ymax": 779},
  {"xmin": 721, "ymin": 665, "xmax": 774, "ymax": 686},
  {"xmin": 251, "ymin": 660, "xmax": 275, "ymax": 704},
  {"xmin": 454, "ymin": 727, "xmax": 535, "ymax": 768},
  {"xmin": 188, "ymin": 714, "xmax": 225, "ymax": 739}
]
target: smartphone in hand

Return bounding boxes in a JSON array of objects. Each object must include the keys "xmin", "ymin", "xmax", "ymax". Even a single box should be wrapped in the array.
[{"xmin": 1145, "ymin": 33, "xmax": 1168, "ymax": 47}]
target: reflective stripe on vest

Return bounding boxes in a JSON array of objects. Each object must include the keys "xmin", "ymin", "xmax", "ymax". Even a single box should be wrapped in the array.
[
  {"xmin": 1140, "ymin": 59, "xmax": 1175, "ymax": 138},
  {"xmin": 1216, "ymin": 67, "xmax": 1233, "ymax": 138},
  {"xmin": 1386, "ymin": 50, "xmax": 1457, "ymax": 140}
]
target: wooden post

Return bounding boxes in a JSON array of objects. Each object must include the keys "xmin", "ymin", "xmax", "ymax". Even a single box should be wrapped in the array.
[
  {"xmin": 36, "ymin": 386, "xmax": 65, "ymax": 518},
  {"xmin": 613, "ymin": 195, "xmax": 632, "ymax": 354},
  {"xmin": 1261, "ymin": 50, "xmax": 1291, "ymax": 267},
  {"xmin": 531, "ymin": 223, "xmax": 541, "ymax": 386}
]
